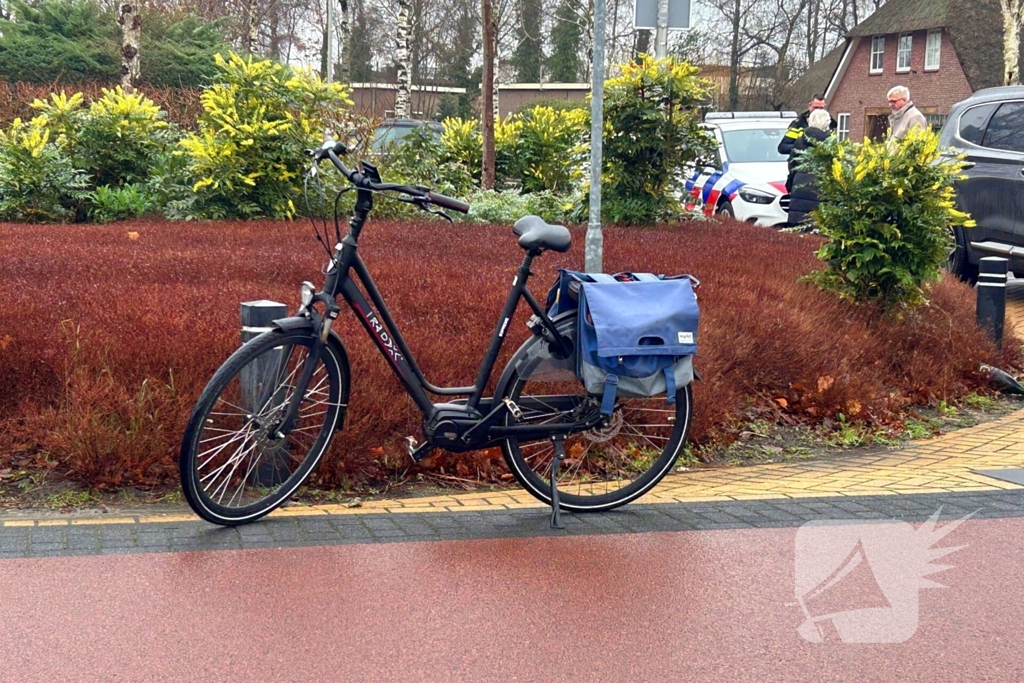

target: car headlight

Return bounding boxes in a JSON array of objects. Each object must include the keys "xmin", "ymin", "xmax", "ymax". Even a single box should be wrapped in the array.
[{"xmin": 738, "ymin": 189, "xmax": 775, "ymax": 205}]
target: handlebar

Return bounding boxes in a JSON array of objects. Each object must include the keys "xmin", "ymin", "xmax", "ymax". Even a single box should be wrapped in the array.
[{"xmin": 308, "ymin": 139, "xmax": 471, "ymax": 214}]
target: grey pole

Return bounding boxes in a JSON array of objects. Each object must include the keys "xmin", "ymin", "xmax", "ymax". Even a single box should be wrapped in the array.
[
  {"xmin": 240, "ymin": 300, "xmax": 289, "ymax": 485},
  {"xmin": 976, "ymin": 257, "xmax": 1008, "ymax": 348},
  {"xmin": 585, "ymin": 0, "xmax": 605, "ymax": 274},
  {"xmin": 655, "ymin": 0, "xmax": 669, "ymax": 58}
]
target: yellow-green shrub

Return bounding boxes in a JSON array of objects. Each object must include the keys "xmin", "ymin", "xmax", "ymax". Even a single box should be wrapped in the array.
[
  {"xmin": 801, "ymin": 127, "xmax": 975, "ymax": 307},
  {"xmin": 177, "ymin": 52, "xmax": 353, "ymax": 219}
]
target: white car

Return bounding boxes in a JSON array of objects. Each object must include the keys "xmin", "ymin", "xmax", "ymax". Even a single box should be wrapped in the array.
[{"xmin": 684, "ymin": 112, "xmax": 796, "ymax": 227}]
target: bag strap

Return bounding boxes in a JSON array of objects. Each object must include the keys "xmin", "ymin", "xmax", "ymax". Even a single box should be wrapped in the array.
[
  {"xmin": 600, "ymin": 375, "xmax": 618, "ymax": 415},
  {"xmin": 663, "ymin": 366, "xmax": 677, "ymax": 405}
]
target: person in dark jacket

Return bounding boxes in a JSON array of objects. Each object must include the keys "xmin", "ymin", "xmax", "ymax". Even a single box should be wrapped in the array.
[
  {"xmin": 786, "ymin": 108, "xmax": 832, "ymax": 226},
  {"xmin": 778, "ymin": 95, "xmax": 836, "ymax": 156}
]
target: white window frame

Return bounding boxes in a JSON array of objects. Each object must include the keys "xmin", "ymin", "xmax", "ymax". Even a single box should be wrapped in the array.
[
  {"xmin": 870, "ymin": 36, "xmax": 885, "ymax": 74},
  {"xmin": 837, "ymin": 113, "xmax": 851, "ymax": 141},
  {"xmin": 925, "ymin": 30, "xmax": 941, "ymax": 71},
  {"xmin": 896, "ymin": 33, "xmax": 912, "ymax": 73}
]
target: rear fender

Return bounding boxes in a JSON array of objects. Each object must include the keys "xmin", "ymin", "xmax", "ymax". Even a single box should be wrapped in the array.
[{"xmin": 272, "ymin": 316, "xmax": 351, "ymax": 431}]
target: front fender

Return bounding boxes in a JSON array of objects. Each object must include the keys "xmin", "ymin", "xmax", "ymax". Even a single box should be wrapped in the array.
[{"xmin": 272, "ymin": 316, "xmax": 351, "ymax": 431}]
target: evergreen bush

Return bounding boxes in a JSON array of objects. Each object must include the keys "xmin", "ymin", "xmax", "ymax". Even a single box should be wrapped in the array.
[{"xmin": 800, "ymin": 128, "xmax": 976, "ymax": 307}]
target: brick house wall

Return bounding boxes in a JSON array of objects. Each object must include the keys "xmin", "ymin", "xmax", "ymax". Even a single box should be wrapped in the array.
[{"xmin": 828, "ymin": 28, "xmax": 973, "ymax": 142}]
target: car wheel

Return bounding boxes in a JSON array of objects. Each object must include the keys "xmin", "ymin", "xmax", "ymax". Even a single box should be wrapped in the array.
[
  {"xmin": 716, "ymin": 201, "xmax": 735, "ymax": 219},
  {"xmin": 947, "ymin": 226, "xmax": 978, "ymax": 285}
]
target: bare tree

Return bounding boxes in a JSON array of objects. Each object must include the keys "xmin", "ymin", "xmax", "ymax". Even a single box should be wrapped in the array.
[{"xmin": 118, "ymin": 2, "xmax": 141, "ymax": 91}]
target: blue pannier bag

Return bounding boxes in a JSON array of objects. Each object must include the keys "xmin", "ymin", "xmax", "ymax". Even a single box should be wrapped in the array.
[{"xmin": 576, "ymin": 277, "xmax": 699, "ymax": 415}]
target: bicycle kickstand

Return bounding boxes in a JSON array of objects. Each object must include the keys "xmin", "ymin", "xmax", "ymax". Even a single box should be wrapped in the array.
[{"xmin": 549, "ymin": 436, "xmax": 567, "ymax": 529}]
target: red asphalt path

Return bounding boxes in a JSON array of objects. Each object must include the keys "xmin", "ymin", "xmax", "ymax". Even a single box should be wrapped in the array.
[{"xmin": 1, "ymin": 519, "xmax": 1023, "ymax": 682}]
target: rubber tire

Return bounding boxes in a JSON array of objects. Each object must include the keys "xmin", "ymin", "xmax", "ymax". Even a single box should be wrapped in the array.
[
  {"xmin": 948, "ymin": 226, "xmax": 978, "ymax": 285},
  {"xmin": 498, "ymin": 318, "xmax": 693, "ymax": 512},
  {"xmin": 716, "ymin": 201, "xmax": 735, "ymax": 219},
  {"xmin": 180, "ymin": 329, "xmax": 346, "ymax": 526}
]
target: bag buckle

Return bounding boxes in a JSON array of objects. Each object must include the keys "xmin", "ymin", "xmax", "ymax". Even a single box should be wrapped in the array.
[{"xmin": 600, "ymin": 375, "xmax": 618, "ymax": 415}]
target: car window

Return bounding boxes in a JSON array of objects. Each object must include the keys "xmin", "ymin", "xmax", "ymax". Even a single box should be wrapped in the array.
[
  {"xmin": 721, "ymin": 129, "xmax": 789, "ymax": 163},
  {"xmin": 981, "ymin": 101, "xmax": 1024, "ymax": 153},
  {"xmin": 957, "ymin": 103, "xmax": 996, "ymax": 145}
]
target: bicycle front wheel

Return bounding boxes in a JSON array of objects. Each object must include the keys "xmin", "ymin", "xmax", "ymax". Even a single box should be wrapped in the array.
[
  {"xmin": 500, "ymin": 373, "xmax": 692, "ymax": 512},
  {"xmin": 180, "ymin": 329, "xmax": 347, "ymax": 526}
]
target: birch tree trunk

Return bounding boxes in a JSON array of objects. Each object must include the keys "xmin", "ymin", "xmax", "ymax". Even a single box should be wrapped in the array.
[
  {"xmin": 246, "ymin": 0, "xmax": 259, "ymax": 54},
  {"xmin": 338, "ymin": 0, "xmax": 351, "ymax": 84},
  {"xmin": 481, "ymin": 0, "xmax": 496, "ymax": 189},
  {"xmin": 394, "ymin": 0, "xmax": 412, "ymax": 117},
  {"xmin": 1001, "ymin": 0, "xmax": 1023, "ymax": 85},
  {"xmin": 117, "ymin": 3, "xmax": 140, "ymax": 92}
]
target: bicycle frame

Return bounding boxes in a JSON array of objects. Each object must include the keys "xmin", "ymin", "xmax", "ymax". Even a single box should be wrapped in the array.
[{"xmin": 294, "ymin": 185, "xmax": 598, "ymax": 456}]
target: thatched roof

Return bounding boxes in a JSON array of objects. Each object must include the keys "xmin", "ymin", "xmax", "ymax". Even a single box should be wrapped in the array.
[{"xmin": 848, "ymin": 0, "xmax": 949, "ymax": 37}]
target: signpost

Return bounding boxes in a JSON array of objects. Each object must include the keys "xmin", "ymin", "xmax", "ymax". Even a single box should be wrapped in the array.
[{"xmin": 633, "ymin": 0, "xmax": 692, "ymax": 57}]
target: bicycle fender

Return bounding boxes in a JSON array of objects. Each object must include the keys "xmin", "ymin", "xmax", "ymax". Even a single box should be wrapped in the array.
[
  {"xmin": 271, "ymin": 316, "xmax": 352, "ymax": 431},
  {"xmin": 493, "ymin": 311, "xmax": 577, "ymax": 401}
]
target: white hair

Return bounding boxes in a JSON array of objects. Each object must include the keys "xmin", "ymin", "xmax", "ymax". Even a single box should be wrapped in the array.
[
  {"xmin": 808, "ymin": 108, "xmax": 832, "ymax": 131},
  {"xmin": 887, "ymin": 85, "xmax": 911, "ymax": 101}
]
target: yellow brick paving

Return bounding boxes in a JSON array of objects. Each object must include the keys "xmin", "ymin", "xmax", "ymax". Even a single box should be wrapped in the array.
[{"xmin": 4, "ymin": 407, "xmax": 1024, "ymax": 527}]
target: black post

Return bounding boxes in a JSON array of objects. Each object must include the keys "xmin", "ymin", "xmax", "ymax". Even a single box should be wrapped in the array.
[
  {"xmin": 240, "ymin": 300, "xmax": 289, "ymax": 486},
  {"xmin": 976, "ymin": 257, "xmax": 1008, "ymax": 348}
]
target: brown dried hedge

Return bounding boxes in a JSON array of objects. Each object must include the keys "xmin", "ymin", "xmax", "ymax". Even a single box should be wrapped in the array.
[
  {"xmin": 0, "ymin": 217, "xmax": 1015, "ymax": 490},
  {"xmin": 0, "ymin": 82, "xmax": 203, "ymax": 129}
]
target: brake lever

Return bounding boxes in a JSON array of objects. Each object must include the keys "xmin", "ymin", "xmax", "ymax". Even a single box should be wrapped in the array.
[{"xmin": 424, "ymin": 206, "xmax": 454, "ymax": 223}]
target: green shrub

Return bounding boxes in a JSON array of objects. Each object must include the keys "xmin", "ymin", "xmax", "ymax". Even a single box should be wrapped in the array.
[
  {"xmin": 462, "ymin": 188, "xmax": 573, "ymax": 224},
  {"xmin": 30, "ymin": 87, "xmax": 173, "ymax": 189},
  {"xmin": 177, "ymin": 52, "xmax": 354, "ymax": 219},
  {"xmin": 87, "ymin": 184, "xmax": 152, "ymax": 222},
  {"xmin": 800, "ymin": 127, "xmax": 975, "ymax": 307},
  {"xmin": 500, "ymin": 105, "xmax": 588, "ymax": 194},
  {"xmin": 599, "ymin": 55, "xmax": 715, "ymax": 225},
  {"xmin": 0, "ymin": 119, "xmax": 90, "ymax": 222},
  {"xmin": 376, "ymin": 124, "xmax": 476, "ymax": 198}
]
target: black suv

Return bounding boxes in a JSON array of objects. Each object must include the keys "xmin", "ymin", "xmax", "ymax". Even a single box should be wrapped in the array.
[{"xmin": 940, "ymin": 86, "xmax": 1024, "ymax": 283}]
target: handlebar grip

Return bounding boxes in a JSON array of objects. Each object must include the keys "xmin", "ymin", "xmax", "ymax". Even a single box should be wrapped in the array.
[{"xmin": 428, "ymin": 191, "xmax": 470, "ymax": 214}]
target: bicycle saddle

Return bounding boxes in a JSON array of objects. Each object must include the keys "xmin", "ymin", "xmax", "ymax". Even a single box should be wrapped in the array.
[{"xmin": 512, "ymin": 215, "xmax": 572, "ymax": 253}]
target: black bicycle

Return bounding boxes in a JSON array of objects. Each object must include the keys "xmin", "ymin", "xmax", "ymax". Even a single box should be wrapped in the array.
[{"xmin": 179, "ymin": 139, "xmax": 694, "ymax": 526}]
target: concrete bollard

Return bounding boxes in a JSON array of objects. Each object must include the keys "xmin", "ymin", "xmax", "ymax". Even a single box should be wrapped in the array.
[
  {"xmin": 240, "ymin": 300, "xmax": 289, "ymax": 486},
  {"xmin": 976, "ymin": 257, "xmax": 1008, "ymax": 348}
]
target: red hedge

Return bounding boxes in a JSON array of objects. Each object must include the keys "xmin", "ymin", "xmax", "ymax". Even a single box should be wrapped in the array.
[{"xmin": 0, "ymin": 218, "xmax": 1013, "ymax": 489}]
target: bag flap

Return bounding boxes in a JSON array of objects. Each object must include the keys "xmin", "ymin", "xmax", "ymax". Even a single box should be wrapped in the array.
[{"xmin": 580, "ymin": 279, "xmax": 698, "ymax": 357}]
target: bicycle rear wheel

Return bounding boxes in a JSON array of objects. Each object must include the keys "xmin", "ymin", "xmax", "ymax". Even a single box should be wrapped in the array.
[
  {"xmin": 500, "ymin": 371, "xmax": 692, "ymax": 512},
  {"xmin": 180, "ymin": 329, "xmax": 346, "ymax": 526}
]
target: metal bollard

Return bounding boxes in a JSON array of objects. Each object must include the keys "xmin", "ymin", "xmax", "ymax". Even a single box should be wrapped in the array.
[
  {"xmin": 240, "ymin": 300, "xmax": 288, "ymax": 486},
  {"xmin": 976, "ymin": 257, "xmax": 1008, "ymax": 348}
]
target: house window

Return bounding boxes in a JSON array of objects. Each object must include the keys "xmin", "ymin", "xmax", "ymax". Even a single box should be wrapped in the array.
[
  {"xmin": 837, "ymin": 113, "xmax": 851, "ymax": 141},
  {"xmin": 897, "ymin": 33, "xmax": 912, "ymax": 73},
  {"xmin": 870, "ymin": 36, "xmax": 885, "ymax": 74},
  {"xmin": 925, "ymin": 30, "xmax": 941, "ymax": 70}
]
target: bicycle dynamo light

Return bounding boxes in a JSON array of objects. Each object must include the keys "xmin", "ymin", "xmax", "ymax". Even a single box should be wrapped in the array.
[{"xmin": 300, "ymin": 281, "xmax": 315, "ymax": 308}]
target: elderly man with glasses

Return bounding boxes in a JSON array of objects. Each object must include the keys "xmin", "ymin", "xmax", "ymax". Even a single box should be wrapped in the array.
[{"xmin": 887, "ymin": 86, "xmax": 928, "ymax": 142}]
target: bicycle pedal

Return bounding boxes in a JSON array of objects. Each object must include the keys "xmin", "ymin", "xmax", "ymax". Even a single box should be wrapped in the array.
[{"xmin": 404, "ymin": 436, "xmax": 434, "ymax": 463}]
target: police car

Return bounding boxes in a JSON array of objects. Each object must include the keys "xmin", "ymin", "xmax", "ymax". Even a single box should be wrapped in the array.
[{"xmin": 684, "ymin": 111, "xmax": 796, "ymax": 227}]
